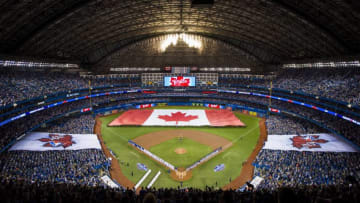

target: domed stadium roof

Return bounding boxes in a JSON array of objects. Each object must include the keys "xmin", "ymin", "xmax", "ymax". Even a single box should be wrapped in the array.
[{"xmin": 0, "ymin": 0, "xmax": 359, "ymax": 70}]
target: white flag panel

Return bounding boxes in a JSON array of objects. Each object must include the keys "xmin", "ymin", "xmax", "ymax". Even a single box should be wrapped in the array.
[
  {"xmin": 9, "ymin": 132, "xmax": 102, "ymax": 151},
  {"xmin": 263, "ymin": 133, "xmax": 358, "ymax": 152}
]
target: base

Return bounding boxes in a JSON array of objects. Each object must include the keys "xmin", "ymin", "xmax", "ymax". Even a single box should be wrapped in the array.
[{"xmin": 170, "ymin": 167, "xmax": 192, "ymax": 181}]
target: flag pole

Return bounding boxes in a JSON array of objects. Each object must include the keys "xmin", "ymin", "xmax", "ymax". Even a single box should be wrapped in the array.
[
  {"xmin": 268, "ymin": 81, "xmax": 273, "ymax": 116},
  {"xmin": 89, "ymin": 80, "xmax": 92, "ymax": 112}
]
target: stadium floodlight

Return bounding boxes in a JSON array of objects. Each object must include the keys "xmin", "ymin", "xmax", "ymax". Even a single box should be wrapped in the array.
[
  {"xmin": 160, "ymin": 33, "xmax": 202, "ymax": 52},
  {"xmin": 282, "ymin": 61, "xmax": 360, "ymax": 69},
  {"xmin": 0, "ymin": 59, "xmax": 78, "ymax": 69}
]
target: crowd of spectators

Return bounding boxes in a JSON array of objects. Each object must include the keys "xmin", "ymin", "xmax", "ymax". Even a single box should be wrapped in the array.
[
  {"xmin": 256, "ymin": 106, "xmax": 360, "ymax": 192},
  {"xmin": 0, "ymin": 93, "xmax": 170, "ymax": 152},
  {"xmin": 214, "ymin": 92, "xmax": 360, "ymax": 146},
  {"xmin": 1, "ymin": 68, "xmax": 359, "ymax": 108},
  {"xmin": 0, "ymin": 178, "xmax": 359, "ymax": 202},
  {"xmin": 253, "ymin": 150, "xmax": 360, "ymax": 191},
  {"xmin": 0, "ymin": 71, "xmax": 140, "ymax": 107},
  {"xmin": 0, "ymin": 93, "xmax": 139, "ymax": 150},
  {"xmin": 220, "ymin": 68, "xmax": 360, "ymax": 106},
  {"xmin": 266, "ymin": 115, "xmax": 323, "ymax": 135},
  {"xmin": 45, "ymin": 115, "xmax": 95, "ymax": 134},
  {"xmin": 0, "ymin": 149, "xmax": 110, "ymax": 187},
  {"xmin": 275, "ymin": 69, "xmax": 360, "ymax": 105},
  {"xmin": 0, "ymin": 114, "xmax": 113, "ymax": 190},
  {"xmin": 275, "ymin": 100, "xmax": 360, "ymax": 146}
]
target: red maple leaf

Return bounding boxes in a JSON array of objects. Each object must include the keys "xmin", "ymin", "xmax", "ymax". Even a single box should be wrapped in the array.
[
  {"xmin": 170, "ymin": 76, "xmax": 190, "ymax": 87},
  {"xmin": 38, "ymin": 134, "xmax": 75, "ymax": 148},
  {"xmin": 291, "ymin": 135, "xmax": 328, "ymax": 149},
  {"xmin": 158, "ymin": 112, "xmax": 198, "ymax": 124}
]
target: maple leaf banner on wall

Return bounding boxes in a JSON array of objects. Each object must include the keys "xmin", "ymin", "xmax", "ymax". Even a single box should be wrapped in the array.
[
  {"xmin": 136, "ymin": 104, "xmax": 155, "ymax": 109},
  {"xmin": 109, "ymin": 109, "xmax": 245, "ymax": 127},
  {"xmin": 9, "ymin": 132, "xmax": 102, "ymax": 151},
  {"xmin": 263, "ymin": 134, "xmax": 359, "ymax": 152}
]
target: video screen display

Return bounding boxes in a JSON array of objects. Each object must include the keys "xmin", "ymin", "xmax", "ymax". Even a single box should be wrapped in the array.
[{"xmin": 164, "ymin": 76, "xmax": 196, "ymax": 87}]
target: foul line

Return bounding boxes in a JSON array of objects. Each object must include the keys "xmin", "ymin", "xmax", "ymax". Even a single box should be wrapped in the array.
[
  {"xmin": 232, "ymin": 125, "xmax": 260, "ymax": 144},
  {"xmin": 147, "ymin": 171, "xmax": 161, "ymax": 189},
  {"xmin": 221, "ymin": 125, "xmax": 260, "ymax": 159},
  {"xmin": 107, "ymin": 128, "xmax": 129, "ymax": 142},
  {"xmin": 134, "ymin": 169, "xmax": 152, "ymax": 190}
]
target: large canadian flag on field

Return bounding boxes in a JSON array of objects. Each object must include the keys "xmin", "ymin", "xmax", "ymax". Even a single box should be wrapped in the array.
[
  {"xmin": 109, "ymin": 109, "xmax": 245, "ymax": 127},
  {"xmin": 9, "ymin": 132, "xmax": 102, "ymax": 151},
  {"xmin": 263, "ymin": 133, "xmax": 359, "ymax": 152}
]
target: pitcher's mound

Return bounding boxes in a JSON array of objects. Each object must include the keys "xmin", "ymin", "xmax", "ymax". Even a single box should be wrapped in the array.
[{"xmin": 175, "ymin": 148, "xmax": 187, "ymax": 154}]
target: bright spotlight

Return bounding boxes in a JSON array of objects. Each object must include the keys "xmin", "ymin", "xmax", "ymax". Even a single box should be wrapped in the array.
[{"xmin": 160, "ymin": 34, "xmax": 202, "ymax": 52}]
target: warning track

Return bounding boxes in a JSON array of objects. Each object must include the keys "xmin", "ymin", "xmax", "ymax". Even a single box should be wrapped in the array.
[
  {"xmin": 94, "ymin": 117, "xmax": 135, "ymax": 189},
  {"xmin": 223, "ymin": 118, "xmax": 268, "ymax": 190}
]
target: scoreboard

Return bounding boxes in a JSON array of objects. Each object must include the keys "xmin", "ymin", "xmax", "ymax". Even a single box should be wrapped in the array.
[{"xmin": 164, "ymin": 76, "xmax": 196, "ymax": 87}]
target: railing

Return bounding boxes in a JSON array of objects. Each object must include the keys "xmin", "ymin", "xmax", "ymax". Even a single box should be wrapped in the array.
[
  {"xmin": 0, "ymin": 83, "xmax": 141, "ymax": 111},
  {"xmin": 220, "ymin": 83, "xmax": 359, "ymax": 110}
]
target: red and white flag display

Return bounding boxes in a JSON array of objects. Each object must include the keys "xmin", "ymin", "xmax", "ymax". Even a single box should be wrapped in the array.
[
  {"xmin": 263, "ymin": 133, "xmax": 358, "ymax": 152},
  {"xmin": 109, "ymin": 109, "xmax": 245, "ymax": 127},
  {"xmin": 9, "ymin": 132, "xmax": 102, "ymax": 151}
]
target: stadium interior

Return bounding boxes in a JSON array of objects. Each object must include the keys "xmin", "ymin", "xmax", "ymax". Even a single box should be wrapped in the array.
[{"xmin": 0, "ymin": 0, "xmax": 360, "ymax": 202}]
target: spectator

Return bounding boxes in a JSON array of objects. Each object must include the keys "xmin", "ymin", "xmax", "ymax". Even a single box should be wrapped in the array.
[{"xmin": 253, "ymin": 149, "xmax": 360, "ymax": 191}]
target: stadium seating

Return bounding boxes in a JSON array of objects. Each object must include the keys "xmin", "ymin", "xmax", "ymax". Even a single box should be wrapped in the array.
[
  {"xmin": 253, "ymin": 149, "xmax": 360, "ymax": 190},
  {"xmin": 0, "ymin": 71, "xmax": 141, "ymax": 107},
  {"xmin": 219, "ymin": 68, "xmax": 360, "ymax": 106},
  {"xmin": 1, "ymin": 69, "xmax": 359, "ymax": 108},
  {"xmin": 0, "ymin": 114, "xmax": 117, "ymax": 189},
  {"xmin": 0, "ymin": 69, "xmax": 359, "ymax": 200},
  {"xmin": 266, "ymin": 115, "xmax": 322, "ymax": 135},
  {"xmin": 0, "ymin": 149, "xmax": 110, "ymax": 186}
]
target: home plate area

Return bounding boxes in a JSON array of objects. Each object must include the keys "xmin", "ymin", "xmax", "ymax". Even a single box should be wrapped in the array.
[
  {"xmin": 130, "ymin": 129, "xmax": 233, "ymax": 181},
  {"xmin": 109, "ymin": 109, "xmax": 245, "ymax": 127}
]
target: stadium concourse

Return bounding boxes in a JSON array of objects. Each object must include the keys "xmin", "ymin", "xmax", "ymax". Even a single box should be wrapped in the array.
[{"xmin": 1, "ymin": 0, "xmax": 360, "ymax": 202}]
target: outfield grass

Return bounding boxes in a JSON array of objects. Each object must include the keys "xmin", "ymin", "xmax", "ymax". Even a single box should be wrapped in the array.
[
  {"xmin": 149, "ymin": 138, "xmax": 213, "ymax": 168},
  {"xmin": 100, "ymin": 106, "xmax": 260, "ymax": 189}
]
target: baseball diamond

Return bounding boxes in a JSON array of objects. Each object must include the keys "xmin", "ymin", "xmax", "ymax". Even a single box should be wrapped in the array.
[{"xmin": 98, "ymin": 107, "xmax": 263, "ymax": 189}]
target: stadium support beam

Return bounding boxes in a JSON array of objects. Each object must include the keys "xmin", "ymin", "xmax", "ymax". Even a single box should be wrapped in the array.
[
  {"xmin": 84, "ymin": 32, "xmax": 267, "ymax": 71},
  {"xmin": 266, "ymin": 0, "xmax": 349, "ymax": 53},
  {"xmin": 12, "ymin": 0, "xmax": 97, "ymax": 53}
]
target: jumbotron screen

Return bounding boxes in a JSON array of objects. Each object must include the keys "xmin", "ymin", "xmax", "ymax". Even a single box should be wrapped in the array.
[{"xmin": 164, "ymin": 76, "xmax": 196, "ymax": 87}]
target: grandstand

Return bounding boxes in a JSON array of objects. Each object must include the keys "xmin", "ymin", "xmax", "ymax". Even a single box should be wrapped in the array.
[{"xmin": 0, "ymin": 0, "xmax": 360, "ymax": 202}]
